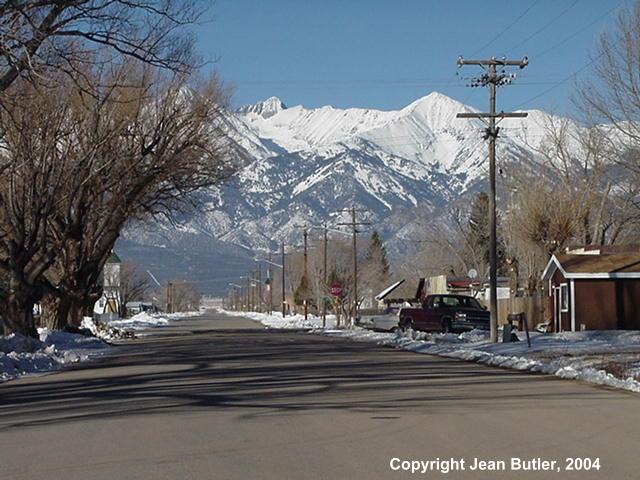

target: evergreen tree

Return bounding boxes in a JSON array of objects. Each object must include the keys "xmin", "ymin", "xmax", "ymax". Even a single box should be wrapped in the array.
[
  {"xmin": 294, "ymin": 274, "xmax": 311, "ymax": 306},
  {"xmin": 365, "ymin": 230, "xmax": 391, "ymax": 280},
  {"xmin": 362, "ymin": 231, "xmax": 391, "ymax": 307}
]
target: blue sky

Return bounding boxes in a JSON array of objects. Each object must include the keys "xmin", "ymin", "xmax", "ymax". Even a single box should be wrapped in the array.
[{"xmin": 196, "ymin": 0, "xmax": 625, "ymax": 113}]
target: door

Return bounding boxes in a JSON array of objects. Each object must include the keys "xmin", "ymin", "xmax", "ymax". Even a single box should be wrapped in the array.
[
  {"xmin": 553, "ymin": 286, "xmax": 562, "ymax": 332},
  {"xmin": 425, "ymin": 295, "xmax": 444, "ymax": 331}
]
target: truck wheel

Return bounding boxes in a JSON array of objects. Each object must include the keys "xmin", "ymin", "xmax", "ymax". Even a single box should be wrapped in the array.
[{"xmin": 442, "ymin": 318, "xmax": 452, "ymax": 333}]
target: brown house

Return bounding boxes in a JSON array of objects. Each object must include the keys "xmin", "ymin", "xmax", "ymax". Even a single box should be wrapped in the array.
[{"xmin": 541, "ymin": 250, "xmax": 640, "ymax": 332}]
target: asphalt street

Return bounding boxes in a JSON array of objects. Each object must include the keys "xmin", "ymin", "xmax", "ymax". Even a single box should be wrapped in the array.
[{"xmin": 1, "ymin": 310, "xmax": 639, "ymax": 480}]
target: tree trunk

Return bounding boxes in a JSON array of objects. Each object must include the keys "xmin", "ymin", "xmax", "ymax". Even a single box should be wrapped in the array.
[
  {"xmin": 62, "ymin": 288, "xmax": 102, "ymax": 326},
  {"xmin": 39, "ymin": 294, "xmax": 69, "ymax": 331},
  {"xmin": 2, "ymin": 298, "xmax": 38, "ymax": 337}
]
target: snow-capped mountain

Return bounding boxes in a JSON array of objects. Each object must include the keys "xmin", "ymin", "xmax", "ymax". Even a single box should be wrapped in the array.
[
  {"xmin": 236, "ymin": 96, "xmax": 287, "ymax": 119},
  {"xmin": 118, "ymin": 92, "xmax": 556, "ymax": 293}
]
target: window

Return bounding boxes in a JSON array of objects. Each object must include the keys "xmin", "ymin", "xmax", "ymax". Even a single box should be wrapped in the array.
[
  {"xmin": 442, "ymin": 296, "xmax": 461, "ymax": 307},
  {"xmin": 560, "ymin": 284, "xmax": 569, "ymax": 312},
  {"xmin": 426, "ymin": 296, "xmax": 439, "ymax": 309}
]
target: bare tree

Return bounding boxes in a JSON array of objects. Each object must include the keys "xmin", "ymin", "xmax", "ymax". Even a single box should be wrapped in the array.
[
  {"xmin": 119, "ymin": 262, "xmax": 150, "ymax": 317},
  {"xmin": 0, "ymin": 78, "xmax": 78, "ymax": 336},
  {"xmin": 502, "ymin": 114, "xmax": 640, "ymax": 286},
  {"xmin": 575, "ymin": 0, "xmax": 640, "ymax": 235},
  {"xmin": 0, "ymin": 0, "xmax": 205, "ymax": 93},
  {"xmin": 41, "ymin": 64, "xmax": 232, "ymax": 328},
  {"xmin": 157, "ymin": 280, "xmax": 201, "ymax": 312},
  {"xmin": 0, "ymin": 62, "xmax": 232, "ymax": 335}
]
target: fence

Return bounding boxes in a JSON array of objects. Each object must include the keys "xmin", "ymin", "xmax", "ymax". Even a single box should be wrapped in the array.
[{"xmin": 483, "ymin": 295, "xmax": 548, "ymax": 327}]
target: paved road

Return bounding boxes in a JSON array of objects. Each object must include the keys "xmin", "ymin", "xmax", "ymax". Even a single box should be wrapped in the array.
[{"xmin": 1, "ymin": 311, "xmax": 639, "ymax": 480}]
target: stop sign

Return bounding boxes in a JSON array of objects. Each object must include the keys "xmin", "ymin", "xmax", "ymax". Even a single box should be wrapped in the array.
[{"xmin": 330, "ymin": 283, "xmax": 343, "ymax": 297}]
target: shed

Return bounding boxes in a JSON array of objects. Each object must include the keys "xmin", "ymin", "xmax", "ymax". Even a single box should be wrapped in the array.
[{"xmin": 541, "ymin": 251, "xmax": 640, "ymax": 331}]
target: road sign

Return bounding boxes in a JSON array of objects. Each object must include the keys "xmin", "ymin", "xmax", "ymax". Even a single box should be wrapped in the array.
[{"xmin": 330, "ymin": 283, "xmax": 343, "ymax": 297}]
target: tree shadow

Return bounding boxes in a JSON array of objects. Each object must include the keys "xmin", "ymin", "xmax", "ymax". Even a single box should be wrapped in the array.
[{"xmin": 0, "ymin": 329, "xmax": 617, "ymax": 430}]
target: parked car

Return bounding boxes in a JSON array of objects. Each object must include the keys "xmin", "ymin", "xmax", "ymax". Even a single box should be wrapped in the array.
[
  {"xmin": 358, "ymin": 308, "xmax": 400, "ymax": 332},
  {"xmin": 398, "ymin": 294, "xmax": 489, "ymax": 333}
]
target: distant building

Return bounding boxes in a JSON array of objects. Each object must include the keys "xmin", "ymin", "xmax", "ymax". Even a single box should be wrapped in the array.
[{"xmin": 94, "ymin": 251, "xmax": 122, "ymax": 320}]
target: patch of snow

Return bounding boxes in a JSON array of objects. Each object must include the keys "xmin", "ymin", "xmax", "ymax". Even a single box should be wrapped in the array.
[
  {"xmin": 219, "ymin": 309, "xmax": 337, "ymax": 329},
  {"xmin": 0, "ymin": 329, "xmax": 111, "ymax": 383},
  {"xmin": 105, "ymin": 310, "xmax": 203, "ymax": 332}
]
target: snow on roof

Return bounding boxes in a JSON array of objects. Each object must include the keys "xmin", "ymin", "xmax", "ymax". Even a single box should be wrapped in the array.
[{"xmin": 375, "ymin": 279, "xmax": 405, "ymax": 301}]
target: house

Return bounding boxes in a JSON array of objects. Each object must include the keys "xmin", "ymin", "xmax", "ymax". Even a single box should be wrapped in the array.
[
  {"xmin": 93, "ymin": 251, "xmax": 122, "ymax": 320},
  {"xmin": 541, "ymin": 247, "xmax": 640, "ymax": 331}
]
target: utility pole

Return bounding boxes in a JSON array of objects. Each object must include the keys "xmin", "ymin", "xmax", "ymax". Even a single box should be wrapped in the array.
[
  {"xmin": 229, "ymin": 283, "xmax": 242, "ymax": 311},
  {"xmin": 257, "ymin": 264, "xmax": 263, "ymax": 313},
  {"xmin": 294, "ymin": 225, "xmax": 310, "ymax": 320},
  {"xmin": 166, "ymin": 282, "xmax": 173, "ymax": 314},
  {"xmin": 246, "ymin": 275, "xmax": 251, "ymax": 312},
  {"xmin": 281, "ymin": 242, "xmax": 287, "ymax": 318},
  {"xmin": 309, "ymin": 222, "xmax": 330, "ymax": 328},
  {"xmin": 337, "ymin": 208, "xmax": 370, "ymax": 327},
  {"xmin": 303, "ymin": 228, "xmax": 308, "ymax": 320},
  {"xmin": 322, "ymin": 223, "xmax": 328, "ymax": 328},
  {"xmin": 268, "ymin": 252, "xmax": 274, "ymax": 315},
  {"xmin": 456, "ymin": 55, "xmax": 528, "ymax": 343}
]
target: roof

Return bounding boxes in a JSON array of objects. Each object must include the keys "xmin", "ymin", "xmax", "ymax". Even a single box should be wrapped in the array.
[
  {"xmin": 379, "ymin": 278, "xmax": 420, "ymax": 301},
  {"xmin": 542, "ymin": 252, "xmax": 640, "ymax": 280},
  {"xmin": 375, "ymin": 279, "xmax": 405, "ymax": 301},
  {"xmin": 106, "ymin": 251, "xmax": 121, "ymax": 264}
]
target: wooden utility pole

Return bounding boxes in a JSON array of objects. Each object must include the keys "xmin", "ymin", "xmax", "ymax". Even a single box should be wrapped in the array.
[
  {"xmin": 268, "ymin": 252, "xmax": 274, "ymax": 315},
  {"xmin": 456, "ymin": 55, "xmax": 528, "ymax": 343},
  {"xmin": 246, "ymin": 275, "xmax": 251, "ymax": 312},
  {"xmin": 281, "ymin": 242, "xmax": 286, "ymax": 318},
  {"xmin": 337, "ymin": 208, "xmax": 370, "ymax": 327},
  {"xmin": 257, "ymin": 264, "xmax": 263, "ymax": 313},
  {"xmin": 166, "ymin": 282, "xmax": 173, "ymax": 314},
  {"xmin": 294, "ymin": 225, "xmax": 310, "ymax": 320},
  {"xmin": 303, "ymin": 228, "xmax": 308, "ymax": 320},
  {"xmin": 310, "ymin": 222, "xmax": 330, "ymax": 328},
  {"xmin": 322, "ymin": 223, "xmax": 328, "ymax": 328}
]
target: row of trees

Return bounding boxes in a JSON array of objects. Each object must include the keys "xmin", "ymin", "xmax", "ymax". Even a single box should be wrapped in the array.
[
  {"xmin": 402, "ymin": 2, "xmax": 640, "ymax": 291},
  {"xmin": 0, "ymin": 1, "xmax": 231, "ymax": 336}
]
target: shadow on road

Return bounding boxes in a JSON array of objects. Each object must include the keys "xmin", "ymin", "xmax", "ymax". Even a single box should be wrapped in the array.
[{"xmin": 0, "ymin": 329, "xmax": 615, "ymax": 430}]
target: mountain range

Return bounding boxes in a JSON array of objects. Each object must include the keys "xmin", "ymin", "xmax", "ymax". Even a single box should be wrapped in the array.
[{"xmin": 117, "ymin": 92, "xmax": 555, "ymax": 294}]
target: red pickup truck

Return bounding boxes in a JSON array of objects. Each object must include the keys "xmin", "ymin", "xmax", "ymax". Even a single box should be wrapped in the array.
[{"xmin": 398, "ymin": 294, "xmax": 489, "ymax": 333}]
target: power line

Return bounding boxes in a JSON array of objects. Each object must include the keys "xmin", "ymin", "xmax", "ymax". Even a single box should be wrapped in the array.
[
  {"xmin": 468, "ymin": 0, "xmax": 542, "ymax": 58},
  {"xmin": 531, "ymin": 3, "xmax": 622, "ymax": 60},
  {"xmin": 510, "ymin": 4, "xmax": 628, "ymax": 110},
  {"xmin": 513, "ymin": 49, "xmax": 609, "ymax": 110},
  {"xmin": 509, "ymin": 0, "xmax": 580, "ymax": 52}
]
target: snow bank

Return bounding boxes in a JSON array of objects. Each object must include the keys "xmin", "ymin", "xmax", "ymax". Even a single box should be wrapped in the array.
[
  {"xmin": 220, "ymin": 309, "xmax": 337, "ymax": 329},
  {"xmin": 107, "ymin": 311, "xmax": 170, "ymax": 331},
  {"xmin": 0, "ymin": 309, "xmax": 204, "ymax": 383},
  {"xmin": 105, "ymin": 310, "xmax": 203, "ymax": 332},
  {"xmin": 225, "ymin": 307, "xmax": 640, "ymax": 394},
  {"xmin": 0, "ymin": 329, "xmax": 110, "ymax": 383},
  {"xmin": 324, "ymin": 328, "xmax": 640, "ymax": 393}
]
